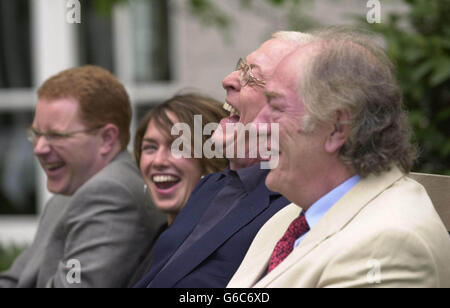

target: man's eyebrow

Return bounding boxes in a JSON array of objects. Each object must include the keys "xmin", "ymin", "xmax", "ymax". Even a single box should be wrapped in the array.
[
  {"xmin": 36, "ymin": 128, "xmax": 64, "ymax": 134},
  {"xmin": 249, "ymin": 63, "xmax": 265, "ymax": 77},
  {"xmin": 264, "ymin": 91, "xmax": 282, "ymax": 102},
  {"xmin": 249, "ymin": 63, "xmax": 261, "ymax": 69}
]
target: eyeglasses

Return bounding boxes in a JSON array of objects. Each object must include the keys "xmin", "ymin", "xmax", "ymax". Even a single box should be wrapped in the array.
[
  {"xmin": 26, "ymin": 126, "xmax": 102, "ymax": 144},
  {"xmin": 236, "ymin": 58, "xmax": 266, "ymax": 88}
]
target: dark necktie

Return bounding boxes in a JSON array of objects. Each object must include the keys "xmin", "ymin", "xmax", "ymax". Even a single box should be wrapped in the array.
[{"xmin": 267, "ymin": 212, "xmax": 310, "ymax": 274}]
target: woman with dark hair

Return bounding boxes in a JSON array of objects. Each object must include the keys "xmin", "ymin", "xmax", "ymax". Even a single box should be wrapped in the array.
[
  {"xmin": 128, "ymin": 93, "xmax": 228, "ymax": 286},
  {"xmin": 135, "ymin": 92, "xmax": 228, "ymax": 224}
]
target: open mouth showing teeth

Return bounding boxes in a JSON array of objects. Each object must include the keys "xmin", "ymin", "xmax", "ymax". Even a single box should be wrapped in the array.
[
  {"xmin": 46, "ymin": 162, "xmax": 65, "ymax": 172},
  {"xmin": 223, "ymin": 102, "xmax": 241, "ymax": 117},
  {"xmin": 152, "ymin": 175, "xmax": 181, "ymax": 190}
]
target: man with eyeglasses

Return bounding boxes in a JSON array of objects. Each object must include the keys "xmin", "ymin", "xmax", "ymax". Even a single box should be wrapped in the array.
[
  {"xmin": 228, "ymin": 28, "xmax": 450, "ymax": 288},
  {"xmin": 134, "ymin": 32, "xmax": 314, "ymax": 288},
  {"xmin": 0, "ymin": 65, "xmax": 165, "ymax": 288}
]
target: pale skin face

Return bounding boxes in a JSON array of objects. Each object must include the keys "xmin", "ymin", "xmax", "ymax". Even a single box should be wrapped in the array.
[
  {"xmin": 214, "ymin": 38, "xmax": 300, "ymax": 170},
  {"xmin": 140, "ymin": 116, "xmax": 204, "ymax": 225},
  {"xmin": 254, "ymin": 44, "xmax": 355, "ymax": 209},
  {"xmin": 32, "ymin": 98, "xmax": 120, "ymax": 196}
]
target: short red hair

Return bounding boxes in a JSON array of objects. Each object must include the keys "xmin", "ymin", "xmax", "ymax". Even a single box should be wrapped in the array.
[{"xmin": 38, "ymin": 65, "xmax": 131, "ymax": 150}]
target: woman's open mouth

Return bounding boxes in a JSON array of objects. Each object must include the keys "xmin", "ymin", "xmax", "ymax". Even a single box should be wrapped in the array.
[{"xmin": 152, "ymin": 174, "xmax": 181, "ymax": 194}]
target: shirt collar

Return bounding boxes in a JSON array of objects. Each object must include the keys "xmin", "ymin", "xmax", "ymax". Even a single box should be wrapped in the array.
[{"xmin": 304, "ymin": 174, "xmax": 361, "ymax": 230}]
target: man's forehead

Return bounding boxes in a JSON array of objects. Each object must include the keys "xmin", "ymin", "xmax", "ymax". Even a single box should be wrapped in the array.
[
  {"xmin": 34, "ymin": 97, "xmax": 82, "ymax": 129},
  {"xmin": 284, "ymin": 42, "xmax": 322, "ymax": 66},
  {"xmin": 36, "ymin": 97, "xmax": 79, "ymax": 108},
  {"xmin": 272, "ymin": 42, "xmax": 322, "ymax": 81},
  {"xmin": 246, "ymin": 38, "xmax": 298, "ymax": 71}
]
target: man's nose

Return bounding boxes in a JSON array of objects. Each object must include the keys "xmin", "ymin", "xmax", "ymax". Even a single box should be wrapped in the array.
[
  {"xmin": 33, "ymin": 136, "xmax": 52, "ymax": 156},
  {"xmin": 222, "ymin": 70, "xmax": 241, "ymax": 93}
]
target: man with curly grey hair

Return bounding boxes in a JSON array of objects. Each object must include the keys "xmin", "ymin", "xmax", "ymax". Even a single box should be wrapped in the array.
[{"xmin": 228, "ymin": 28, "xmax": 450, "ymax": 288}]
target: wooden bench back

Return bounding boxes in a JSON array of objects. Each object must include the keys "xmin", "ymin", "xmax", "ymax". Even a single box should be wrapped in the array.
[{"xmin": 409, "ymin": 172, "xmax": 450, "ymax": 231}]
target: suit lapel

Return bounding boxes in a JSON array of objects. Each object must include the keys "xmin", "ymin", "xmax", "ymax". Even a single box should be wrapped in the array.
[
  {"xmin": 167, "ymin": 173, "xmax": 227, "ymax": 249},
  {"xmin": 255, "ymin": 166, "xmax": 404, "ymax": 287},
  {"xmin": 158, "ymin": 178, "xmax": 274, "ymax": 287},
  {"xmin": 228, "ymin": 203, "xmax": 302, "ymax": 287},
  {"xmin": 145, "ymin": 173, "xmax": 226, "ymax": 283}
]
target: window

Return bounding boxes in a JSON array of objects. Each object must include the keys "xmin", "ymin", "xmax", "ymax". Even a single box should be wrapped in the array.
[
  {"xmin": 0, "ymin": 0, "xmax": 36, "ymax": 218},
  {"xmin": 74, "ymin": 0, "xmax": 172, "ymax": 83},
  {"xmin": 76, "ymin": 0, "xmax": 115, "ymax": 73},
  {"xmin": 0, "ymin": 0, "xmax": 175, "ymax": 243},
  {"xmin": 0, "ymin": 0, "xmax": 32, "ymax": 88},
  {"xmin": 0, "ymin": 112, "xmax": 36, "ymax": 215},
  {"xmin": 131, "ymin": 0, "xmax": 171, "ymax": 83}
]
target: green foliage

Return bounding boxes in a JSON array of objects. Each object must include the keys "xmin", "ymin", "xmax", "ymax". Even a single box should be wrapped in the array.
[
  {"xmin": 91, "ymin": 0, "xmax": 449, "ymax": 174},
  {"xmin": 356, "ymin": 0, "xmax": 450, "ymax": 174},
  {"xmin": 0, "ymin": 243, "xmax": 26, "ymax": 273},
  {"xmin": 188, "ymin": 0, "xmax": 318, "ymax": 37},
  {"xmin": 188, "ymin": 0, "xmax": 233, "ymax": 40},
  {"xmin": 89, "ymin": 0, "xmax": 127, "ymax": 16},
  {"xmin": 185, "ymin": 0, "xmax": 450, "ymax": 174}
]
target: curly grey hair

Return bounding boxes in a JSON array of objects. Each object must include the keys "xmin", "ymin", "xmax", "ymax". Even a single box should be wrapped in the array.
[{"xmin": 298, "ymin": 27, "xmax": 417, "ymax": 176}]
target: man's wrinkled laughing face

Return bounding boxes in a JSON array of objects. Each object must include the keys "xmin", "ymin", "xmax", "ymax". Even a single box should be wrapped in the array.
[
  {"xmin": 31, "ymin": 98, "xmax": 107, "ymax": 196},
  {"xmin": 214, "ymin": 38, "xmax": 300, "ymax": 170}
]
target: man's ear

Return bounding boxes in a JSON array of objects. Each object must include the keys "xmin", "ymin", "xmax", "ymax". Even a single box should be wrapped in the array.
[
  {"xmin": 324, "ymin": 110, "xmax": 351, "ymax": 154},
  {"xmin": 99, "ymin": 124, "xmax": 119, "ymax": 155}
]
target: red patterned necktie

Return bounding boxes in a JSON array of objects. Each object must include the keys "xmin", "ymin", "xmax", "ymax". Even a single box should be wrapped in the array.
[{"xmin": 267, "ymin": 213, "xmax": 310, "ymax": 274}]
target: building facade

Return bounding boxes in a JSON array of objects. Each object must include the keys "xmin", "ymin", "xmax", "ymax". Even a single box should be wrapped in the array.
[{"xmin": 0, "ymin": 0, "xmax": 401, "ymax": 244}]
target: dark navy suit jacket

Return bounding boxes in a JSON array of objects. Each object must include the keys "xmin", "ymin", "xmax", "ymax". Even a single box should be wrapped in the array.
[{"xmin": 134, "ymin": 171, "xmax": 289, "ymax": 288}]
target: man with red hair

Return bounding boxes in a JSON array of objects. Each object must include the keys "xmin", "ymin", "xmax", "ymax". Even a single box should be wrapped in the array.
[{"xmin": 0, "ymin": 66, "xmax": 165, "ymax": 288}]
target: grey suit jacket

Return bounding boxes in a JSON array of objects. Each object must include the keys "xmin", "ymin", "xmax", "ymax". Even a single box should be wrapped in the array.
[{"xmin": 0, "ymin": 151, "xmax": 166, "ymax": 288}]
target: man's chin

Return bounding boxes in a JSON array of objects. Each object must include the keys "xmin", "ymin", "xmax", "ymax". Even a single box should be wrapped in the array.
[
  {"xmin": 47, "ymin": 182, "xmax": 74, "ymax": 196},
  {"xmin": 265, "ymin": 170, "xmax": 280, "ymax": 193},
  {"xmin": 229, "ymin": 157, "xmax": 260, "ymax": 170},
  {"xmin": 210, "ymin": 124, "xmax": 235, "ymax": 149}
]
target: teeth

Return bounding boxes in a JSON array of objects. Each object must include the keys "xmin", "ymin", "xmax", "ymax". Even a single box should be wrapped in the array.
[
  {"xmin": 46, "ymin": 163, "xmax": 65, "ymax": 170},
  {"xmin": 223, "ymin": 103, "xmax": 241, "ymax": 116},
  {"xmin": 153, "ymin": 175, "xmax": 179, "ymax": 183}
]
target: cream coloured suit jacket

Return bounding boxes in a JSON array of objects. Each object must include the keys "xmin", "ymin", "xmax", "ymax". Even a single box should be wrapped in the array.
[{"xmin": 228, "ymin": 166, "xmax": 450, "ymax": 288}]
